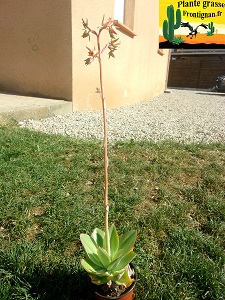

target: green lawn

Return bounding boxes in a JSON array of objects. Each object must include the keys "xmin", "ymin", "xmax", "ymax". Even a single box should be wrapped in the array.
[{"xmin": 0, "ymin": 124, "xmax": 225, "ymax": 299}]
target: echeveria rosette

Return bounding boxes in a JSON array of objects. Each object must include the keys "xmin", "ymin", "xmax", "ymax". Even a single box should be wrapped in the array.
[{"xmin": 80, "ymin": 224, "xmax": 137, "ymax": 287}]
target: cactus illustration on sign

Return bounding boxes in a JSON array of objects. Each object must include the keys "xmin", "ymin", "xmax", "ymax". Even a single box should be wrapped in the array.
[
  {"xmin": 163, "ymin": 5, "xmax": 181, "ymax": 43},
  {"xmin": 207, "ymin": 21, "xmax": 215, "ymax": 36}
]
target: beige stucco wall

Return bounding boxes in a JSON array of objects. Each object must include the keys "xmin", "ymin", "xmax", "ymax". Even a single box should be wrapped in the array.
[
  {"xmin": 0, "ymin": 0, "xmax": 169, "ymax": 110},
  {"xmin": 72, "ymin": 0, "xmax": 170, "ymax": 110},
  {"xmin": 0, "ymin": 1, "xmax": 72, "ymax": 100}
]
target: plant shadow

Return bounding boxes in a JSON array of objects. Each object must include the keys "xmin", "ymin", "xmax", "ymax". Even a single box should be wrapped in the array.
[
  {"xmin": 1, "ymin": 259, "xmax": 94, "ymax": 300},
  {"xmin": 27, "ymin": 267, "xmax": 94, "ymax": 300}
]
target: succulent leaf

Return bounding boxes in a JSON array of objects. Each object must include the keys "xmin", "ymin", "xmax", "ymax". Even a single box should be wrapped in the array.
[
  {"xmin": 80, "ymin": 234, "xmax": 103, "ymax": 266},
  {"xmin": 90, "ymin": 274, "xmax": 112, "ymax": 285},
  {"xmin": 118, "ymin": 230, "xmax": 137, "ymax": 256},
  {"xmin": 91, "ymin": 228, "xmax": 105, "ymax": 248},
  {"xmin": 107, "ymin": 255, "xmax": 123, "ymax": 271},
  {"xmin": 109, "ymin": 224, "xmax": 119, "ymax": 259},
  {"xmin": 80, "ymin": 234, "xmax": 97, "ymax": 254},
  {"xmin": 81, "ymin": 257, "xmax": 106, "ymax": 274},
  {"xmin": 110, "ymin": 248, "xmax": 125, "ymax": 261},
  {"xmin": 90, "ymin": 273, "xmax": 121, "ymax": 285},
  {"xmin": 115, "ymin": 268, "xmax": 135, "ymax": 287},
  {"xmin": 107, "ymin": 251, "xmax": 136, "ymax": 273},
  {"xmin": 97, "ymin": 247, "xmax": 111, "ymax": 267},
  {"xmin": 113, "ymin": 251, "xmax": 136, "ymax": 272}
]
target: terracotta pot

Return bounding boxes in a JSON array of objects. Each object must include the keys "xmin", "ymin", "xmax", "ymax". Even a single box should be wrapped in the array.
[{"xmin": 93, "ymin": 263, "xmax": 137, "ymax": 300}]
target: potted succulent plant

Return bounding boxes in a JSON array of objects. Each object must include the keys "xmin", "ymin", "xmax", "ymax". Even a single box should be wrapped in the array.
[{"xmin": 80, "ymin": 17, "xmax": 137, "ymax": 299}]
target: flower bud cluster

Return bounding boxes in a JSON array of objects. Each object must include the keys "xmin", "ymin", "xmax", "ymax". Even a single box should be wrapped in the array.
[{"xmin": 82, "ymin": 16, "xmax": 120, "ymax": 65}]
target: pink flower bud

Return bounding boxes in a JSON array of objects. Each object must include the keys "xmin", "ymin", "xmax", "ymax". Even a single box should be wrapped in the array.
[
  {"xmin": 109, "ymin": 27, "xmax": 117, "ymax": 35},
  {"xmin": 102, "ymin": 18, "xmax": 113, "ymax": 29}
]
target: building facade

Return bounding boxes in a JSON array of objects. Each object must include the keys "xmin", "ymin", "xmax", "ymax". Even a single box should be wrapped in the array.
[{"xmin": 0, "ymin": 0, "xmax": 170, "ymax": 111}]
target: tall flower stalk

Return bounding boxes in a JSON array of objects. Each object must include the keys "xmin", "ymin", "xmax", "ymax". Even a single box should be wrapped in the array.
[
  {"xmin": 82, "ymin": 17, "xmax": 120, "ymax": 254},
  {"xmin": 80, "ymin": 18, "xmax": 136, "ymax": 294}
]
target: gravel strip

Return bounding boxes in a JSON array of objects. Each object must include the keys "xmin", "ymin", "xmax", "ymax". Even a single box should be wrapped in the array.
[{"xmin": 19, "ymin": 90, "xmax": 225, "ymax": 143}]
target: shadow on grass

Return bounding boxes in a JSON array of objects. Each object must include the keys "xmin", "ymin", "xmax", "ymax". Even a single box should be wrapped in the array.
[
  {"xmin": 1, "ymin": 260, "xmax": 94, "ymax": 300},
  {"xmin": 28, "ymin": 268, "xmax": 93, "ymax": 300}
]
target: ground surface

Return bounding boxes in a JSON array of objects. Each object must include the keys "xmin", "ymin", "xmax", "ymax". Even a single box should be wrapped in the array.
[{"xmin": 20, "ymin": 89, "xmax": 225, "ymax": 144}]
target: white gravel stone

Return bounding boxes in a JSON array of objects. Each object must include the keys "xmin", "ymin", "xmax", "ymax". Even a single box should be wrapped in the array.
[{"xmin": 19, "ymin": 89, "xmax": 225, "ymax": 143}]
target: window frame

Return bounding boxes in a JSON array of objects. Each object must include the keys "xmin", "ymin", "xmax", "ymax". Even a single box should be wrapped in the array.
[{"xmin": 114, "ymin": 0, "xmax": 136, "ymax": 37}]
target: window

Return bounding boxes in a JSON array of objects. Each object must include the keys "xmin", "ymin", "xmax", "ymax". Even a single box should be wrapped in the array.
[
  {"xmin": 113, "ymin": 0, "xmax": 136, "ymax": 37},
  {"xmin": 114, "ymin": 0, "xmax": 125, "ymax": 23}
]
